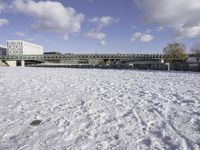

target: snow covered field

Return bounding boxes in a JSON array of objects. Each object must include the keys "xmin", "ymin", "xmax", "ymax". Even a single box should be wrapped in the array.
[{"xmin": 0, "ymin": 67, "xmax": 199, "ymax": 150}]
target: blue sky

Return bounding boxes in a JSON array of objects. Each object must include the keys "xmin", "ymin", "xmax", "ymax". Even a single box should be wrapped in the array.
[{"xmin": 1, "ymin": 0, "xmax": 200, "ymax": 53}]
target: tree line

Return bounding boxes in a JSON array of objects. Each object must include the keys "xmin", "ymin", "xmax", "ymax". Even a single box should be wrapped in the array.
[{"xmin": 163, "ymin": 43, "xmax": 200, "ymax": 62}]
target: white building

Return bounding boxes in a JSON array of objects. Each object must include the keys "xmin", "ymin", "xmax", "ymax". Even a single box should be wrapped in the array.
[
  {"xmin": 7, "ymin": 40, "xmax": 43, "ymax": 55},
  {"xmin": 0, "ymin": 45, "xmax": 7, "ymax": 55}
]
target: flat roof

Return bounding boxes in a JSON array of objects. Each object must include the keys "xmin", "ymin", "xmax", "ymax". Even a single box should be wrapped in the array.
[
  {"xmin": 0, "ymin": 45, "xmax": 6, "ymax": 48},
  {"xmin": 6, "ymin": 40, "xmax": 43, "ymax": 47}
]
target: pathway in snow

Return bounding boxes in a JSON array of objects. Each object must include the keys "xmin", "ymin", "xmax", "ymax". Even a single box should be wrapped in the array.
[{"xmin": 0, "ymin": 68, "xmax": 199, "ymax": 150}]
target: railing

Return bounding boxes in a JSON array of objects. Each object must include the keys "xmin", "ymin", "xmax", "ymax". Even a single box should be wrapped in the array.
[{"xmin": 0, "ymin": 53, "xmax": 164, "ymax": 61}]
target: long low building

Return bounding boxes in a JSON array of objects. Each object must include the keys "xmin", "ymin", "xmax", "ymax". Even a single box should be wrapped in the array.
[{"xmin": 7, "ymin": 40, "xmax": 43, "ymax": 55}]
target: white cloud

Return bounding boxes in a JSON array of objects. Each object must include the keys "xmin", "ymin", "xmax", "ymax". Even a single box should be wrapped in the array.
[
  {"xmin": 90, "ymin": 17, "xmax": 98, "ymax": 23},
  {"xmin": 86, "ymin": 16, "xmax": 117, "ymax": 45},
  {"xmin": 15, "ymin": 31, "xmax": 26, "ymax": 37},
  {"xmin": 11, "ymin": 0, "xmax": 85, "ymax": 39},
  {"xmin": 131, "ymin": 32, "xmax": 154, "ymax": 42},
  {"xmin": 85, "ymin": 30, "xmax": 106, "ymax": 41},
  {"xmin": 85, "ymin": 30, "xmax": 106, "ymax": 45},
  {"xmin": 86, "ymin": 16, "xmax": 118, "ymax": 45},
  {"xmin": 89, "ymin": 16, "xmax": 118, "ymax": 30},
  {"xmin": 175, "ymin": 23, "xmax": 200, "ymax": 39},
  {"xmin": 133, "ymin": 0, "xmax": 200, "ymax": 39},
  {"xmin": 0, "ymin": 18, "xmax": 9, "ymax": 26}
]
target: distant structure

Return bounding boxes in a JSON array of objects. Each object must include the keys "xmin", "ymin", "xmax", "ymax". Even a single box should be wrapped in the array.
[
  {"xmin": 0, "ymin": 45, "xmax": 7, "ymax": 55},
  {"xmin": 6, "ymin": 40, "xmax": 43, "ymax": 55},
  {"xmin": 0, "ymin": 39, "xmax": 199, "ymax": 71},
  {"xmin": 44, "ymin": 52, "xmax": 61, "ymax": 55}
]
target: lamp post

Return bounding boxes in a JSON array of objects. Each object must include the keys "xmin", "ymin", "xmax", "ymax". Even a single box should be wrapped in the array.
[{"xmin": 21, "ymin": 49, "xmax": 25, "ymax": 67}]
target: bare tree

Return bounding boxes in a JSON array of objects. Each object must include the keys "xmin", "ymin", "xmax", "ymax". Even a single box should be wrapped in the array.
[
  {"xmin": 191, "ymin": 44, "xmax": 200, "ymax": 62},
  {"xmin": 163, "ymin": 42, "xmax": 188, "ymax": 62}
]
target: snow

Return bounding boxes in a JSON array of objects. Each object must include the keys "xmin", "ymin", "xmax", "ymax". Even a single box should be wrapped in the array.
[{"xmin": 0, "ymin": 67, "xmax": 200, "ymax": 150}]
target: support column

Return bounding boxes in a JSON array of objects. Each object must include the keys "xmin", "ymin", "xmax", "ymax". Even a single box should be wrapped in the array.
[
  {"xmin": 165, "ymin": 63, "xmax": 170, "ymax": 71},
  {"xmin": 21, "ymin": 60, "xmax": 25, "ymax": 67},
  {"xmin": 129, "ymin": 63, "xmax": 133, "ymax": 69}
]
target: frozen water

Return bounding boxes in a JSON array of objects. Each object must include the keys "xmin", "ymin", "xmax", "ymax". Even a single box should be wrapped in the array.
[{"xmin": 0, "ymin": 67, "xmax": 200, "ymax": 150}]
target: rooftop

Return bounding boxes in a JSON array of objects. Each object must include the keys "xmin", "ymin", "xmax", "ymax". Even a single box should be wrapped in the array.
[{"xmin": 0, "ymin": 45, "xmax": 6, "ymax": 48}]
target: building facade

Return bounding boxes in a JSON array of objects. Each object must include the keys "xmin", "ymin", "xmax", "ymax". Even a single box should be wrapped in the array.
[
  {"xmin": 0, "ymin": 45, "xmax": 7, "ymax": 55},
  {"xmin": 7, "ymin": 40, "xmax": 43, "ymax": 55}
]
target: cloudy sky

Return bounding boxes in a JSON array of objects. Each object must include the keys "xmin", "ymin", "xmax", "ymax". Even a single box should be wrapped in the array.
[{"xmin": 0, "ymin": 0, "xmax": 200, "ymax": 53}]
